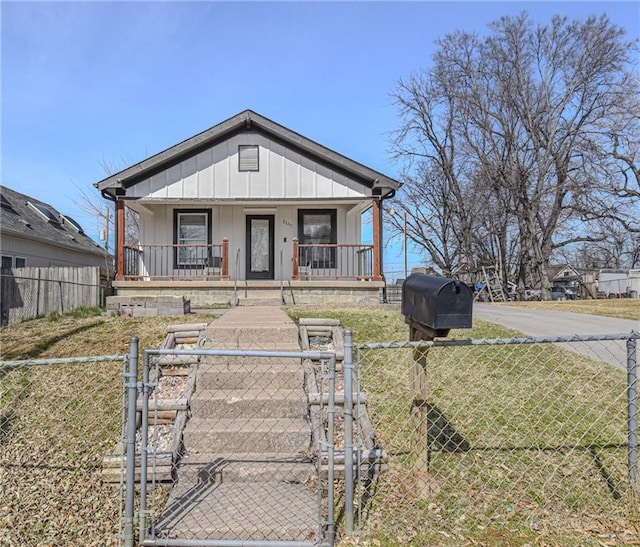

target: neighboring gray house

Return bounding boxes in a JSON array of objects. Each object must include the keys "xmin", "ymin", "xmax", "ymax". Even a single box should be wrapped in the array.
[{"xmin": 0, "ymin": 185, "xmax": 106, "ymax": 269}]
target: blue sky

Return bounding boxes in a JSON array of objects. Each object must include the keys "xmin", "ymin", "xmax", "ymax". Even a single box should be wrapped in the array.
[{"xmin": 2, "ymin": 1, "xmax": 639, "ymax": 278}]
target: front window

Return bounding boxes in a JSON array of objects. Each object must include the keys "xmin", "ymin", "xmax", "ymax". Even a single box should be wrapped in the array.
[
  {"xmin": 1, "ymin": 256, "xmax": 12, "ymax": 269},
  {"xmin": 173, "ymin": 209, "xmax": 212, "ymax": 268},
  {"xmin": 298, "ymin": 209, "xmax": 337, "ymax": 268},
  {"xmin": 15, "ymin": 257, "xmax": 26, "ymax": 268}
]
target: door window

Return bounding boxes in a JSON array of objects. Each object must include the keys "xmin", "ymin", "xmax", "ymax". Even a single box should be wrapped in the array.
[{"xmin": 246, "ymin": 215, "xmax": 274, "ymax": 280}]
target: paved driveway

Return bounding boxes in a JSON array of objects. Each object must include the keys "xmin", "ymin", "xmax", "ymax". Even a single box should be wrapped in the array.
[{"xmin": 473, "ymin": 303, "xmax": 639, "ymax": 369}]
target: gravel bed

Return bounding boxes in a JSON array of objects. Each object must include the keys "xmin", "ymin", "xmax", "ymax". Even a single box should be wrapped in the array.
[
  {"xmin": 155, "ymin": 374, "xmax": 187, "ymax": 399},
  {"xmin": 137, "ymin": 371, "xmax": 188, "ymax": 452},
  {"xmin": 137, "ymin": 424, "xmax": 175, "ymax": 452},
  {"xmin": 309, "ymin": 335, "xmax": 334, "ymax": 352}
]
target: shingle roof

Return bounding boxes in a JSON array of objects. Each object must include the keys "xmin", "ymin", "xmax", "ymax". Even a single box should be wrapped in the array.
[
  {"xmin": 0, "ymin": 185, "xmax": 106, "ymax": 258},
  {"xmin": 95, "ymin": 109, "xmax": 401, "ymax": 196}
]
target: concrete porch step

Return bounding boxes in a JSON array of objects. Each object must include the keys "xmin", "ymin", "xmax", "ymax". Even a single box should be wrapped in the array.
[
  {"xmin": 183, "ymin": 417, "xmax": 311, "ymax": 454},
  {"xmin": 190, "ymin": 388, "xmax": 307, "ymax": 419},
  {"xmin": 174, "ymin": 452, "xmax": 316, "ymax": 484},
  {"xmin": 196, "ymin": 361, "xmax": 304, "ymax": 390},
  {"xmin": 237, "ymin": 297, "xmax": 287, "ymax": 306},
  {"xmin": 203, "ymin": 326, "xmax": 300, "ymax": 345},
  {"xmin": 202, "ymin": 307, "xmax": 299, "ymax": 346},
  {"xmin": 198, "ymin": 347, "xmax": 303, "ymax": 363},
  {"xmin": 153, "ymin": 480, "xmax": 319, "ymax": 542}
]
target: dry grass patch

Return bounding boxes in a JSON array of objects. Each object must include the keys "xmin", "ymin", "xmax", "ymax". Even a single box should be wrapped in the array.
[
  {"xmin": 500, "ymin": 299, "xmax": 640, "ymax": 321},
  {"xmin": 287, "ymin": 307, "xmax": 640, "ymax": 546},
  {"xmin": 358, "ymin": 343, "xmax": 637, "ymax": 546},
  {"xmin": 0, "ymin": 313, "xmax": 218, "ymax": 361},
  {"xmin": 0, "ymin": 311, "xmax": 220, "ymax": 546}
]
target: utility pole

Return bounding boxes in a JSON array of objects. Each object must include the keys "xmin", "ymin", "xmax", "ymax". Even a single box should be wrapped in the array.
[{"xmin": 403, "ymin": 211, "xmax": 408, "ymax": 279}]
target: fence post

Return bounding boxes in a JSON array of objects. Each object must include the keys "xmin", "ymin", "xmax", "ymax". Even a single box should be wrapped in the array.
[
  {"xmin": 123, "ymin": 337, "xmax": 139, "ymax": 547},
  {"xmin": 326, "ymin": 354, "xmax": 336, "ymax": 546},
  {"xmin": 139, "ymin": 350, "xmax": 151, "ymax": 544},
  {"xmin": 409, "ymin": 326, "xmax": 439, "ymax": 497},
  {"xmin": 412, "ymin": 345, "xmax": 430, "ymax": 476},
  {"xmin": 628, "ymin": 336, "xmax": 638, "ymax": 490},
  {"xmin": 344, "ymin": 329, "xmax": 354, "ymax": 535}
]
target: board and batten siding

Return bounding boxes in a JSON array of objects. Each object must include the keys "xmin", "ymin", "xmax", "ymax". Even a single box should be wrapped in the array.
[{"xmin": 128, "ymin": 132, "xmax": 372, "ymax": 201}]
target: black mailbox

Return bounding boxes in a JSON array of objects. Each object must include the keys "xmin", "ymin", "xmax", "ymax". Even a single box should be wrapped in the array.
[{"xmin": 401, "ymin": 274, "xmax": 473, "ymax": 339}]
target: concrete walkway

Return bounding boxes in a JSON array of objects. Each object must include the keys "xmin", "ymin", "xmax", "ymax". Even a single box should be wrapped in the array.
[{"xmin": 154, "ymin": 307, "xmax": 319, "ymax": 542}]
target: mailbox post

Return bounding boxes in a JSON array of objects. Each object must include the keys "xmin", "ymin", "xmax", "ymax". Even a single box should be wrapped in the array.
[{"xmin": 401, "ymin": 274, "xmax": 473, "ymax": 495}]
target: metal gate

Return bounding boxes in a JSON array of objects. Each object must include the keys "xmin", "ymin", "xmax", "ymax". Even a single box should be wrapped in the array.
[{"xmin": 121, "ymin": 339, "xmax": 338, "ymax": 547}]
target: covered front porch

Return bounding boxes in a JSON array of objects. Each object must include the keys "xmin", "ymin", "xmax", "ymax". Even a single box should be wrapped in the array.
[{"xmin": 113, "ymin": 200, "xmax": 385, "ymax": 306}]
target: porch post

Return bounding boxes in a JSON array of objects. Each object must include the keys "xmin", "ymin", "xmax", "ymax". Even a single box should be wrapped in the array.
[
  {"xmin": 115, "ymin": 199, "xmax": 125, "ymax": 281},
  {"xmin": 292, "ymin": 238, "xmax": 300, "ymax": 280},
  {"xmin": 372, "ymin": 198, "xmax": 382, "ymax": 281},
  {"xmin": 221, "ymin": 238, "xmax": 229, "ymax": 280}
]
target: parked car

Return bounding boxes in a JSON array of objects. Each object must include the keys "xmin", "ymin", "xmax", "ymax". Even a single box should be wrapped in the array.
[
  {"xmin": 551, "ymin": 286, "xmax": 576, "ymax": 300},
  {"xmin": 506, "ymin": 284, "xmax": 541, "ymax": 301},
  {"xmin": 525, "ymin": 288, "xmax": 542, "ymax": 301}
]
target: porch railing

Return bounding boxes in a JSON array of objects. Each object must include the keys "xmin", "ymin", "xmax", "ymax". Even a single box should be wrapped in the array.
[
  {"xmin": 292, "ymin": 239, "xmax": 375, "ymax": 280},
  {"xmin": 120, "ymin": 239, "xmax": 229, "ymax": 281}
]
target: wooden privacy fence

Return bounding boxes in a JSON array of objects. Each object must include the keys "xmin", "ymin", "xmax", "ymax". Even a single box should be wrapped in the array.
[{"xmin": 0, "ymin": 267, "xmax": 105, "ymax": 326}]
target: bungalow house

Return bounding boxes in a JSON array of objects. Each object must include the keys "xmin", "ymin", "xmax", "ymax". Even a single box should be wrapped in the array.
[
  {"xmin": 95, "ymin": 110, "xmax": 401, "ymax": 306},
  {"xmin": 0, "ymin": 185, "xmax": 106, "ymax": 269}
]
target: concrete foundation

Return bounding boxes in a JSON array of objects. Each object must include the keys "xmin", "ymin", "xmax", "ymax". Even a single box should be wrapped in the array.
[{"xmin": 112, "ymin": 279, "xmax": 384, "ymax": 307}]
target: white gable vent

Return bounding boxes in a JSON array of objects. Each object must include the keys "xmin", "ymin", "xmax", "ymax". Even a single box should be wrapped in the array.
[{"xmin": 238, "ymin": 145, "xmax": 259, "ymax": 171}]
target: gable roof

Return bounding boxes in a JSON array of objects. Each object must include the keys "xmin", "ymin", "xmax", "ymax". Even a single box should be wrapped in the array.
[
  {"xmin": 0, "ymin": 185, "xmax": 106, "ymax": 257},
  {"xmin": 95, "ymin": 109, "xmax": 401, "ymax": 197}
]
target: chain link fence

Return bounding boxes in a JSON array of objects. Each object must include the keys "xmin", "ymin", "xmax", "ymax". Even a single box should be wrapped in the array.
[
  {"xmin": 2, "ymin": 329, "xmax": 638, "ymax": 546},
  {"xmin": 351, "ymin": 333, "xmax": 639, "ymax": 545},
  {"xmin": 0, "ymin": 354, "xmax": 126, "ymax": 546}
]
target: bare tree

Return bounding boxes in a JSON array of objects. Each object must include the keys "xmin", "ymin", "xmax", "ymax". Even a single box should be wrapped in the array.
[
  {"xmin": 392, "ymin": 12, "xmax": 639, "ymax": 298},
  {"xmin": 73, "ymin": 157, "xmax": 140, "ymax": 279},
  {"xmin": 96, "ymin": 158, "xmax": 140, "ymax": 246}
]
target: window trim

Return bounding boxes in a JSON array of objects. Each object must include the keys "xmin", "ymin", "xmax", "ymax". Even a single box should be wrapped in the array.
[
  {"xmin": 297, "ymin": 209, "xmax": 337, "ymax": 269},
  {"xmin": 238, "ymin": 145, "xmax": 260, "ymax": 172},
  {"xmin": 172, "ymin": 209, "xmax": 212, "ymax": 269}
]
